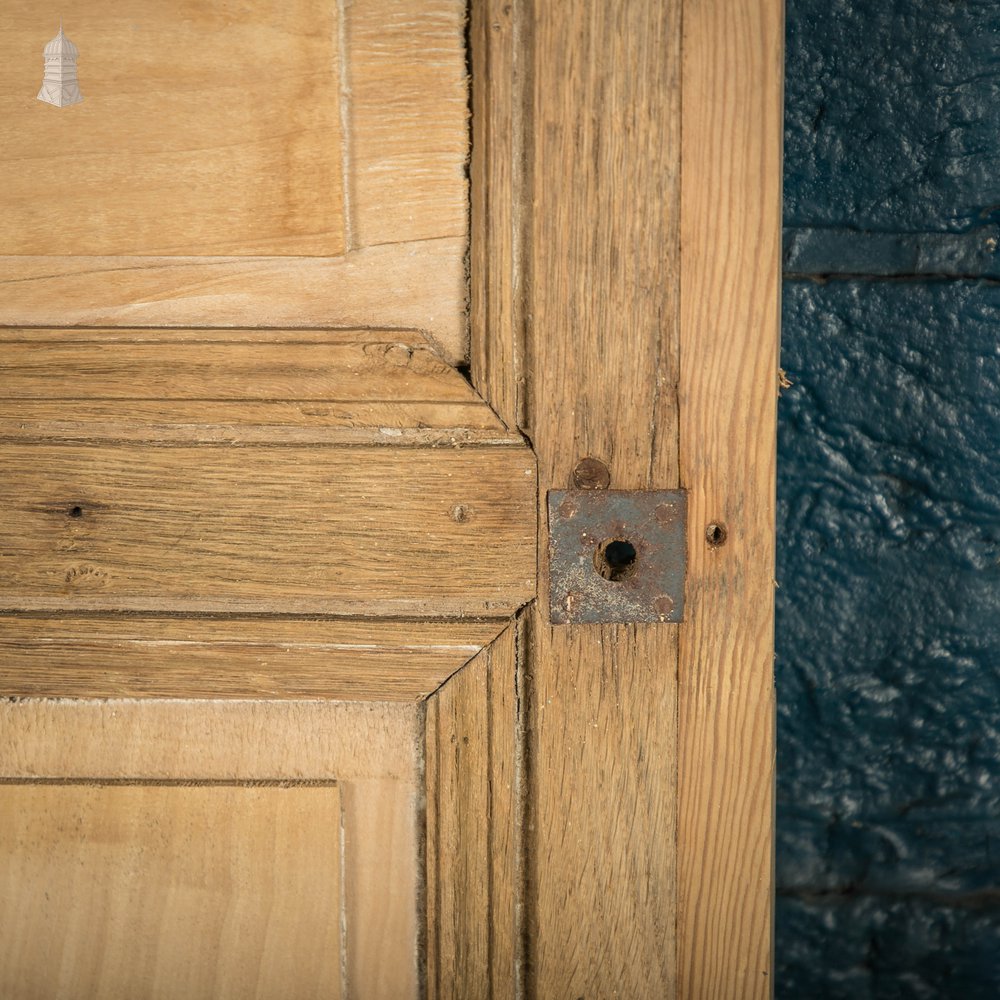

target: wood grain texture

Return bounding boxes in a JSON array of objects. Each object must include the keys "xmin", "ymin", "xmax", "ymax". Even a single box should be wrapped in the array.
[
  {"xmin": 424, "ymin": 621, "xmax": 523, "ymax": 998},
  {"xmin": 1, "ymin": 1, "xmax": 345, "ymax": 257},
  {"xmin": 0, "ymin": 241, "xmax": 469, "ymax": 363},
  {"xmin": 0, "ymin": 699, "xmax": 421, "ymax": 782},
  {"xmin": 0, "ymin": 1, "xmax": 471, "ymax": 360},
  {"xmin": 504, "ymin": 1, "xmax": 682, "ymax": 995},
  {"xmin": 469, "ymin": 0, "xmax": 525, "ymax": 429},
  {"xmin": 0, "ymin": 443, "xmax": 534, "ymax": 616},
  {"xmin": 0, "ymin": 400, "xmax": 520, "ymax": 446},
  {"xmin": 0, "ymin": 616, "xmax": 504, "ymax": 701},
  {"xmin": 677, "ymin": 0, "xmax": 782, "ymax": 994},
  {"xmin": 0, "ymin": 783, "xmax": 343, "ymax": 1000},
  {"xmin": 342, "ymin": 778, "xmax": 422, "ymax": 998},
  {"xmin": 0, "ymin": 326, "xmax": 514, "ymax": 445},
  {"xmin": 347, "ymin": 0, "xmax": 468, "ymax": 251},
  {"xmin": 0, "ymin": 700, "xmax": 426, "ymax": 999},
  {"xmin": 0, "ymin": 330, "xmax": 482, "ymax": 401}
]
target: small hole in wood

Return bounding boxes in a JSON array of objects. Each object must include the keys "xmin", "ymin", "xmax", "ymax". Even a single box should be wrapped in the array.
[
  {"xmin": 594, "ymin": 538, "xmax": 638, "ymax": 581},
  {"xmin": 69, "ymin": 505, "xmax": 83, "ymax": 518},
  {"xmin": 451, "ymin": 504, "xmax": 471, "ymax": 524},
  {"xmin": 706, "ymin": 522, "xmax": 727, "ymax": 547}
]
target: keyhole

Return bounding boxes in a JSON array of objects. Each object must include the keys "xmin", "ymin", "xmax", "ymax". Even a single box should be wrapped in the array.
[{"xmin": 594, "ymin": 538, "xmax": 638, "ymax": 581}]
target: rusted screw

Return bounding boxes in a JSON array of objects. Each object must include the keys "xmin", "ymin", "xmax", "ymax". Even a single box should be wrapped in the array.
[
  {"xmin": 572, "ymin": 457, "xmax": 611, "ymax": 490},
  {"xmin": 653, "ymin": 594, "xmax": 675, "ymax": 618},
  {"xmin": 654, "ymin": 502, "xmax": 676, "ymax": 525}
]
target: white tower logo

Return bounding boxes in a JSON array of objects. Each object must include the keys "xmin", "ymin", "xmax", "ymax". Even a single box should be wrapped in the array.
[{"xmin": 37, "ymin": 22, "xmax": 83, "ymax": 108}]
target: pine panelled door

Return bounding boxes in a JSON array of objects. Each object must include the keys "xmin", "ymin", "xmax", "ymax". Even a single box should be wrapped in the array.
[{"xmin": 0, "ymin": 1, "xmax": 781, "ymax": 997}]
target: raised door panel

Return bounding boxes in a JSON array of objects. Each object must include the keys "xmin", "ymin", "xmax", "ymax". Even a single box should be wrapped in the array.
[
  {"xmin": 0, "ymin": 783, "xmax": 344, "ymax": 1000},
  {"xmin": 0, "ymin": 699, "xmax": 425, "ymax": 998},
  {"xmin": 1, "ymin": 1, "xmax": 347, "ymax": 257},
  {"xmin": 0, "ymin": 0, "xmax": 469, "ymax": 361}
]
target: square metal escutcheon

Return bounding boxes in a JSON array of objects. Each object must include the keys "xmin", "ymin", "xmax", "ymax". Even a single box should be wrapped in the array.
[{"xmin": 548, "ymin": 489, "xmax": 687, "ymax": 624}]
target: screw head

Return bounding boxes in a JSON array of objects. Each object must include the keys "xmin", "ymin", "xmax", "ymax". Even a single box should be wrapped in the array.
[
  {"xmin": 653, "ymin": 594, "xmax": 675, "ymax": 618},
  {"xmin": 572, "ymin": 457, "xmax": 611, "ymax": 490}
]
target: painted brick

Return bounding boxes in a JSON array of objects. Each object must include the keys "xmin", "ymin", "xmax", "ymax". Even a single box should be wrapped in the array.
[
  {"xmin": 777, "ymin": 280, "xmax": 1000, "ymax": 989},
  {"xmin": 785, "ymin": 0, "xmax": 1000, "ymax": 233},
  {"xmin": 776, "ymin": 896, "xmax": 1000, "ymax": 999}
]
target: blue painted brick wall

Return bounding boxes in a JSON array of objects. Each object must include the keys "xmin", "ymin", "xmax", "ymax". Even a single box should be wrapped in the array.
[{"xmin": 779, "ymin": 2, "xmax": 1000, "ymax": 996}]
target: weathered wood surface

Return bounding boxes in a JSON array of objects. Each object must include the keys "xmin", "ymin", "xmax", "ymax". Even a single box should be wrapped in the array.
[
  {"xmin": 0, "ymin": 783, "xmax": 344, "ymax": 1000},
  {"xmin": 0, "ymin": 616, "xmax": 504, "ymax": 701},
  {"xmin": 516, "ymin": 2, "xmax": 682, "ymax": 995},
  {"xmin": 677, "ymin": 0, "xmax": 783, "ymax": 994},
  {"xmin": 425, "ymin": 621, "xmax": 523, "ymax": 999},
  {"xmin": 0, "ymin": 328, "xmax": 516, "ymax": 444},
  {"xmin": 0, "ymin": 330, "xmax": 535, "ymax": 617},
  {"xmin": 469, "ymin": 0, "xmax": 524, "ymax": 430},
  {"xmin": 0, "ymin": 698, "xmax": 420, "ymax": 782},
  {"xmin": 468, "ymin": 0, "xmax": 780, "ymax": 995},
  {"xmin": 0, "ymin": 330, "xmax": 479, "ymax": 401},
  {"xmin": 0, "ymin": 442, "xmax": 534, "ymax": 616}
]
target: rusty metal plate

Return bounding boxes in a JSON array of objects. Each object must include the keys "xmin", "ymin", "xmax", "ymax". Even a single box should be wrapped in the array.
[{"xmin": 548, "ymin": 489, "xmax": 687, "ymax": 624}]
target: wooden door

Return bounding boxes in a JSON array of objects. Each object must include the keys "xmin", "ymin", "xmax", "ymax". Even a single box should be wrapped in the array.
[{"xmin": 0, "ymin": 1, "xmax": 782, "ymax": 997}]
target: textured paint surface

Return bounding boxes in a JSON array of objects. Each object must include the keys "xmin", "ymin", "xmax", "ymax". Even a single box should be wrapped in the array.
[
  {"xmin": 785, "ymin": 0, "xmax": 1000, "ymax": 234},
  {"xmin": 778, "ymin": 283, "xmax": 1000, "ymax": 994},
  {"xmin": 780, "ymin": 1, "xmax": 1000, "ymax": 994}
]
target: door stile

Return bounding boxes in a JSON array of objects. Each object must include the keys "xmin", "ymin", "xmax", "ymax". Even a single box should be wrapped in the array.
[
  {"xmin": 472, "ymin": 0, "xmax": 684, "ymax": 995},
  {"xmin": 470, "ymin": 0, "xmax": 781, "ymax": 996},
  {"xmin": 678, "ymin": 0, "xmax": 783, "ymax": 994}
]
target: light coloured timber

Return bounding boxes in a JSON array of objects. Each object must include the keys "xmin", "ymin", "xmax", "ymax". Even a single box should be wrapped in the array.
[
  {"xmin": 503, "ymin": 1, "xmax": 683, "ymax": 996},
  {"xmin": 677, "ymin": 0, "xmax": 782, "ymax": 994},
  {"xmin": 0, "ymin": 444, "xmax": 534, "ymax": 616},
  {"xmin": 0, "ymin": 783, "xmax": 344, "ymax": 1000},
  {"xmin": 0, "ymin": 698, "xmax": 421, "ymax": 783},
  {"xmin": 1, "ymin": 0, "xmax": 345, "ymax": 257},
  {"xmin": 1, "ymin": 0, "xmax": 467, "ymax": 258},
  {"xmin": 0, "ymin": 616, "xmax": 505, "ymax": 701},
  {"xmin": 0, "ymin": 0, "xmax": 470, "ymax": 361},
  {"xmin": 0, "ymin": 242, "xmax": 469, "ymax": 364},
  {"xmin": 347, "ymin": 0, "xmax": 468, "ymax": 251},
  {"xmin": 0, "ymin": 698, "xmax": 426, "ymax": 998},
  {"xmin": 341, "ymin": 778, "xmax": 422, "ymax": 998},
  {"xmin": 424, "ymin": 621, "xmax": 522, "ymax": 999}
]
